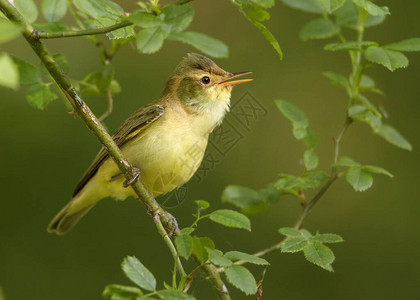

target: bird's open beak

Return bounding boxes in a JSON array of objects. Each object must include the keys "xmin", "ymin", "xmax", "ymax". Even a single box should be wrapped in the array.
[{"xmin": 216, "ymin": 71, "xmax": 253, "ymax": 87}]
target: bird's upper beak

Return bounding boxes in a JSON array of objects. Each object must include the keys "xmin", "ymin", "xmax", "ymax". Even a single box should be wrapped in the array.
[{"xmin": 216, "ymin": 71, "xmax": 253, "ymax": 87}]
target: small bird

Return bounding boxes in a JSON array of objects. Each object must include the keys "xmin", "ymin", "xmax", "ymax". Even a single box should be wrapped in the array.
[{"xmin": 48, "ymin": 53, "xmax": 252, "ymax": 235}]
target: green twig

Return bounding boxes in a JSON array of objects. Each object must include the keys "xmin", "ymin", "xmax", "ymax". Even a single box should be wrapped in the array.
[{"xmin": 34, "ymin": 20, "xmax": 133, "ymax": 39}]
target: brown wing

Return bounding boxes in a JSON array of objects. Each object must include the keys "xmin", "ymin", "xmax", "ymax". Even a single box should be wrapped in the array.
[{"xmin": 72, "ymin": 104, "xmax": 165, "ymax": 197}]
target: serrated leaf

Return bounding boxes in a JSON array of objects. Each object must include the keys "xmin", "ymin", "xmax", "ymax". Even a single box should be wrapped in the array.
[
  {"xmin": 303, "ymin": 242, "xmax": 335, "ymax": 271},
  {"xmin": 73, "ymin": 0, "xmax": 124, "ymax": 18},
  {"xmin": 334, "ymin": 0, "xmax": 386, "ymax": 29},
  {"xmin": 15, "ymin": 0, "xmax": 38, "ymax": 23},
  {"xmin": 136, "ymin": 27, "xmax": 167, "ymax": 54},
  {"xmin": 175, "ymin": 232, "xmax": 193, "ymax": 260},
  {"xmin": 157, "ymin": 289, "xmax": 195, "ymax": 300},
  {"xmin": 324, "ymin": 41, "xmax": 377, "ymax": 51},
  {"xmin": 162, "ymin": 4, "xmax": 194, "ymax": 32},
  {"xmin": 102, "ymin": 284, "xmax": 143, "ymax": 299},
  {"xmin": 250, "ymin": 0, "xmax": 275, "ymax": 9},
  {"xmin": 352, "ymin": 0, "xmax": 390, "ymax": 16},
  {"xmin": 365, "ymin": 46, "xmax": 408, "ymax": 71},
  {"xmin": 304, "ymin": 149, "xmax": 319, "ymax": 171},
  {"xmin": 192, "ymin": 236, "xmax": 214, "ymax": 262},
  {"xmin": 11, "ymin": 56, "xmax": 41, "ymax": 85},
  {"xmin": 195, "ymin": 200, "xmax": 210, "ymax": 210},
  {"xmin": 42, "ymin": 0, "xmax": 67, "ymax": 22},
  {"xmin": 377, "ymin": 124, "xmax": 412, "ymax": 151},
  {"xmin": 384, "ymin": 38, "xmax": 420, "ymax": 52},
  {"xmin": 0, "ymin": 53, "xmax": 19, "ymax": 90},
  {"xmin": 299, "ymin": 18, "xmax": 340, "ymax": 41},
  {"xmin": 209, "ymin": 209, "xmax": 251, "ymax": 231},
  {"xmin": 346, "ymin": 168, "xmax": 373, "ymax": 192},
  {"xmin": 168, "ymin": 31, "xmax": 228, "ymax": 58},
  {"xmin": 311, "ymin": 233, "xmax": 344, "ymax": 243},
  {"xmin": 0, "ymin": 19, "xmax": 22, "ymax": 43},
  {"xmin": 122, "ymin": 256, "xmax": 156, "ymax": 291},
  {"xmin": 129, "ymin": 11, "xmax": 161, "ymax": 28},
  {"xmin": 281, "ymin": 0, "xmax": 323, "ymax": 14},
  {"xmin": 221, "ymin": 185, "xmax": 264, "ymax": 209},
  {"xmin": 224, "ymin": 251, "xmax": 269, "ymax": 265},
  {"xmin": 323, "ymin": 71, "xmax": 349, "ymax": 88},
  {"xmin": 278, "ymin": 227, "xmax": 303, "ymax": 237},
  {"xmin": 281, "ymin": 236, "xmax": 308, "ymax": 253},
  {"xmin": 274, "ymin": 175, "xmax": 300, "ymax": 192},
  {"xmin": 362, "ymin": 165, "xmax": 393, "ymax": 178},
  {"xmin": 224, "ymin": 265, "xmax": 257, "ymax": 295},
  {"xmin": 26, "ymin": 83, "xmax": 57, "ymax": 109},
  {"xmin": 206, "ymin": 248, "xmax": 232, "ymax": 268}
]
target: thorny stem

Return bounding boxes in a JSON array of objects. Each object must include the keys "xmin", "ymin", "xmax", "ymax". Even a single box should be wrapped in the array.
[{"xmin": 0, "ymin": 1, "xmax": 230, "ymax": 298}]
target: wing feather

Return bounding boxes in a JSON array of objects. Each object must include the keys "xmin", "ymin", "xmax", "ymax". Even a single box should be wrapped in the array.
[{"xmin": 72, "ymin": 104, "xmax": 165, "ymax": 197}]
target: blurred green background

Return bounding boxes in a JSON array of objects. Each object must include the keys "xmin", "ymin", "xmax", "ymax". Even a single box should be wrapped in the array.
[{"xmin": 1, "ymin": 0, "xmax": 419, "ymax": 299}]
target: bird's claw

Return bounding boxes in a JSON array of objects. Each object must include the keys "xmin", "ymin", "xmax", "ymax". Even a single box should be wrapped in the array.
[
  {"xmin": 123, "ymin": 166, "xmax": 140, "ymax": 188},
  {"xmin": 164, "ymin": 211, "xmax": 179, "ymax": 237}
]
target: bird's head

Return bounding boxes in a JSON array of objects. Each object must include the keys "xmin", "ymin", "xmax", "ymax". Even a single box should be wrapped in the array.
[{"xmin": 164, "ymin": 53, "xmax": 252, "ymax": 109}]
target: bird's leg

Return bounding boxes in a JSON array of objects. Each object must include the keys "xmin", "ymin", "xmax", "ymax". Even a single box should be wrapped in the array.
[{"xmin": 123, "ymin": 165, "xmax": 141, "ymax": 188}]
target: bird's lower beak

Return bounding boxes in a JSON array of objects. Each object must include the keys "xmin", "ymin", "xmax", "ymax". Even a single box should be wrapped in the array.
[{"xmin": 216, "ymin": 71, "xmax": 253, "ymax": 87}]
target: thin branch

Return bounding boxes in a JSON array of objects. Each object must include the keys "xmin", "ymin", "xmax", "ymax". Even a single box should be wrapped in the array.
[
  {"xmin": 0, "ymin": 1, "xmax": 231, "ymax": 298},
  {"xmin": 99, "ymin": 87, "xmax": 114, "ymax": 122},
  {"xmin": 34, "ymin": 20, "xmax": 133, "ymax": 39}
]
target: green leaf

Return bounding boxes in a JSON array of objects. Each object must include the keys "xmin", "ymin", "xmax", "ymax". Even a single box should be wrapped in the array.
[
  {"xmin": 301, "ymin": 171, "xmax": 329, "ymax": 189},
  {"xmin": 102, "ymin": 284, "xmax": 143, "ymax": 299},
  {"xmin": 352, "ymin": 0, "xmax": 390, "ymax": 16},
  {"xmin": 26, "ymin": 83, "xmax": 58, "ymax": 109},
  {"xmin": 73, "ymin": 0, "xmax": 124, "ymax": 18},
  {"xmin": 209, "ymin": 209, "xmax": 251, "ymax": 231},
  {"xmin": 175, "ymin": 232, "xmax": 193, "ymax": 260},
  {"xmin": 346, "ymin": 168, "xmax": 373, "ymax": 192},
  {"xmin": 129, "ymin": 11, "xmax": 161, "ymax": 28},
  {"xmin": 281, "ymin": 236, "xmax": 308, "ymax": 253},
  {"xmin": 221, "ymin": 185, "xmax": 264, "ymax": 209},
  {"xmin": 41, "ymin": 0, "xmax": 67, "ymax": 22},
  {"xmin": 377, "ymin": 124, "xmax": 412, "ymax": 151},
  {"xmin": 33, "ymin": 22, "xmax": 69, "ymax": 33},
  {"xmin": 0, "ymin": 53, "xmax": 19, "ymax": 90},
  {"xmin": 275, "ymin": 99, "xmax": 308, "ymax": 128},
  {"xmin": 323, "ymin": 71, "xmax": 349, "ymax": 89},
  {"xmin": 121, "ymin": 256, "xmax": 156, "ymax": 292},
  {"xmin": 278, "ymin": 227, "xmax": 303, "ymax": 237},
  {"xmin": 224, "ymin": 265, "xmax": 257, "ymax": 295},
  {"xmin": 384, "ymin": 38, "xmax": 420, "ymax": 52},
  {"xmin": 311, "ymin": 233, "xmax": 344, "ymax": 243},
  {"xmin": 224, "ymin": 251, "xmax": 269, "ymax": 265},
  {"xmin": 98, "ymin": 63, "xmax": 114, "ymax": 93},
  {"xmin": 192, "ymin": 236, "xmax": 214, "ymax": 262},
  {"xmin": 195, "ymin": 200, "xmax": 210, "ymax": 210},
  {"xmin": 15, "ymin": 0, "xmax": 38, "ymax": 23},
  {"xmin": 274, "ymin": 175, "xmax": 300, "ymax": 192},
  {"xmin": 168, "ymin": 31, "xmax": 228, "ymax": 58},
  {"xmin": 304, "ymin": 149, "xmax": 319, "ymax": 171},
  {"xmin": 318, "ymin": 0, "xmax": 346, "ymax": 14},
  {"xmin": 0, "ymin": 19, "xmax": 22, "ymax": 43},
  {"xmin": 299, "ymin": 18, "xmax": 340, "ymax": 41},
  {"xmin": 248, "ymin": 17, "xmax": 282, "ymax": 59},
  {"xmin": 206, "ymin": 248, "xmax": 232, "ymax": 268},
  {"xmin": 246, "ymin": 5, "xmax": 270, "ymax": 21},
  {"xmin": 365, "ymin": 46, "xmax": 408, "ymax": 71},
  {"xmin": 250, "ymin": 0, "xmax": 275, "ymax": 9},
  {"xmin": 334, "ymin": 156, "xmax": 359, "ymax": 167},
  {"xmin": 136, "ymin": 27, "xmax": 167, "ymax": 54},
  {"xmin": 303, "ymin": 242, "xmax": 335, "ymax": 271},
  {"xmin": 157, "ymin": 289, "xmax": 195, "ymax": 300},
  {"xmin": 354, "ymin": 94, "xmax": 381, "ymax": 117},
  {"xmin": 362, "ymin": 165, "xmax": 393, "ymax": 178},
  {"xmin": 162, "ymin": 4, "xmax": 194, "ymax": 32},
  {"xmin": 281, "ymin": 0, "xmax": 323, "ymax": 14},
  {"xmin": 11, "ymin": 56, "xmax": 41, "ymax": 85},
  {"xmin": 302, "ymin": 128, "xmax": 320, "ymax": 149},
  {"xmin": 334, "ymin": 1, "xmax": 386, "ymax": 29},
  {"xmin": 92, "ymin": 17, "xmax": 135, "ymax": 40},
  {"xmin": 324, "ymin": 41, "xmax": 377, "ymax": 51}
]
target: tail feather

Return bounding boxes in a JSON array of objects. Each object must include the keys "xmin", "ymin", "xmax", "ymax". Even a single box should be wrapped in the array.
[{"xmin": 47, "ymin": 200, "xmax": 96, "ymax": 235}]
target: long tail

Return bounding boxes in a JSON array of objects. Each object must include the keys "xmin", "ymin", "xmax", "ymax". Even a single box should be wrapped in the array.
[{"xmin": 47, "ymin": 199, "xmax": 96, "ymax": 235}]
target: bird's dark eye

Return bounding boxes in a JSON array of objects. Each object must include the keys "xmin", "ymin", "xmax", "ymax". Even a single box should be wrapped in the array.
[{"xmin": 201, "ymin": 76, "xmax": 210, "ymax": 84}]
